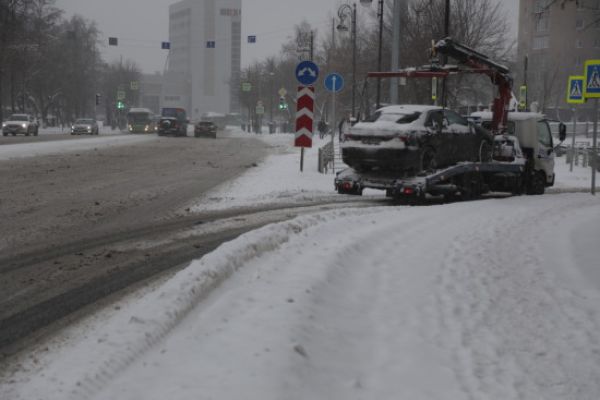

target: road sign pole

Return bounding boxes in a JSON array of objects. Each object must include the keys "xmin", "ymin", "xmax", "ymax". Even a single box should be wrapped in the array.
[
  {"xmin": 332, "ymin": 76, "xmax": 336, "ymax": 173},
  {"xmin": 592, "ymin": 98, "xmax": 599, "ymax": 195},
  {"xmin": 571, "ymin": 108, "xmax": 576, "ymax": 172}
]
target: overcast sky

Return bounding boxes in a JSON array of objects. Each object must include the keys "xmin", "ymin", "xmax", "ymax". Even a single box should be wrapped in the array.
[{"xmin": 55, "ymin": 0, "xmax": 519, "ymax": 74}]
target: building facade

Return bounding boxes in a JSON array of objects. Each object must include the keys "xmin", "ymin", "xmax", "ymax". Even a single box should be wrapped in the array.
[
  {"xmin": 517, "ymin": 0, "xmax": 600, "ymax": 119},
  {"xmin": 140, "ymin": 73, "xmax": 163, "ymax": 115},
  {"xmin": 162, "ymin": 0, "xmax": 242, "ymax": 119}
]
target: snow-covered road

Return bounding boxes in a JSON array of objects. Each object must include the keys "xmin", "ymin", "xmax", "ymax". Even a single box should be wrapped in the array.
[
  {"xmin": 3, "ymin": 193, "xmax": 600, "ymax": 400},
  {"xmin": 2, "ymin": 130, "xmax": 600, "ymax": 399}
]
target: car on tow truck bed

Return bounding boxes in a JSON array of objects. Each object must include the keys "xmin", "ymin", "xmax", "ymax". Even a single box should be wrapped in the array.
[{"xmin": 341, "ymin": 105, "xmax": 493, "ymax": 175}]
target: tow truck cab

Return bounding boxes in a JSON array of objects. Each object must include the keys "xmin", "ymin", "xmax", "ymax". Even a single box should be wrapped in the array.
[{"xmin": 470, "ymin": 112, "xmax": 565, "ymax": 188}]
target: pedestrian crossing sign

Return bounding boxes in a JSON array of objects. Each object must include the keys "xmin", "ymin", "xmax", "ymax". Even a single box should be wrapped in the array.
[
  {"xmin": 583, "ymin": 60, "xmax": 600, "ymax": 99},
  {"xmin": 567, "ymin": 75, "xmax": 585, "ymax": 104}
]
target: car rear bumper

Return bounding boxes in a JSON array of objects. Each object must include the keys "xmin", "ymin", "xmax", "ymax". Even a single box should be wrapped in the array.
[{"xmin": 341, "ymin": 146, "xmax": 421, "ymax": 172}]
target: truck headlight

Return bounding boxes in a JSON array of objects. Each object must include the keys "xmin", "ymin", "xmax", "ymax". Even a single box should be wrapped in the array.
[
  {"xmin": 1, "ymin": 123, "xmax": 5, "ymax": 128},
  {"xmin": 22, "ymin": 123, "xmax": 27, "ymax": 128}
]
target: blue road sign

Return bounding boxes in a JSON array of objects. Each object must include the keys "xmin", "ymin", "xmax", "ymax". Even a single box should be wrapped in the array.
[
  {"xmin": 248, "ymin": 35, "xmax": 257, "ymax": 43},
  {"xmin": 584, "ymin": 60, "xmax": 600, "ymax": 98},
  {"xmin": 206, "ymin": 41, "xmax": 216, "ymax": 49},
  {"xmin": 295, "ymin": 61, "xmax": 319, "ymax": 86},
  {"xmin": 324, "ymin": 73, "xmax": 344, "ymax": 93},
  {"xmin": 567, "ymin": 76, "xmax": 585, "ymax": 104},
  {"xmin": 161, "ymin": 41, "xmax": 171, "ymax": 50}
]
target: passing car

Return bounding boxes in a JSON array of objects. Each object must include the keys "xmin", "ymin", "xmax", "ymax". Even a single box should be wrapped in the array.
[
  {"xmin": 71, "ymin": 118, "xmax": 99, "ymax": 135},
  {"xmin": 158, "ymin": 108, "xmax": 188, "ymax": 137},
  {"xmin": 194, "ymin": 121, "xmax": 217, "ymax": 138},
  {"xmin": 341, "ymin": 105, "xmax": 493, "ymax": 174},
  {"xmin": 2, "ymin": 114, "xmax": 39, "ymax": 136}
]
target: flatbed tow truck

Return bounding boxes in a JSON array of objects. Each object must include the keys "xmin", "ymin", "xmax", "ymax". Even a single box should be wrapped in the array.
[{"xmin": 335, "ymin": 38, "xmax": 566, "ymax": 202}]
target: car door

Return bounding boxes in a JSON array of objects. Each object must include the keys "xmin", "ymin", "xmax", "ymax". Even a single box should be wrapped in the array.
[
  {"xmin": 443, "ymin": 109, "xmax": 472, "ymax": 162},
  {"xmin": 425, "ymin": 110, "xmax": 455, "ymax": 167}
]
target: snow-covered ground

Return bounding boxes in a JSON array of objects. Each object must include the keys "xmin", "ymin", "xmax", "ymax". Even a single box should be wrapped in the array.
[{"xmin": 2, "ymin": 129, "xmax": 600, "ymax": 400}]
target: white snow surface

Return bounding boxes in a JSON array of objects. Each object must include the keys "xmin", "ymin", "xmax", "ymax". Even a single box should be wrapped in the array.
[{"xmin": 2, "ymin": 129, "xmax": 600, "ymax": 400}]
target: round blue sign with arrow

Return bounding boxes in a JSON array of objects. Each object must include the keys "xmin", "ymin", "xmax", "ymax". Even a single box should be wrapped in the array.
[
  {"xmin": 324, "ymin": 73, "xmax": 344, "ymax": 93},
  {"xmin": 296, "ymin": 61, "xmax": 319, "ymax": 86}
]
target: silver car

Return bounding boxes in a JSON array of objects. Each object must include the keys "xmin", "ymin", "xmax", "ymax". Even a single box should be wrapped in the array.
[{"xmin": 71, "ymin": 118, "xmax": 99, "ymax": 135}]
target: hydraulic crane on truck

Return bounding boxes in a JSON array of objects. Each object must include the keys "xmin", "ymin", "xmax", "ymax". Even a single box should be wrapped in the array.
[{"xmin": 367, "ymin": 37, "xmax": 513, "ymax": 135}]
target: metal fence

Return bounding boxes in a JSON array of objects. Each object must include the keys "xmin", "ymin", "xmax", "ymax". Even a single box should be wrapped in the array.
[
  {"xmin": 318, "ymin": 141, "xmax": 334, "ymax": 173},
  {"xmin": 565, "ymin": 143, "xmax": 600, "ymax": 170}
]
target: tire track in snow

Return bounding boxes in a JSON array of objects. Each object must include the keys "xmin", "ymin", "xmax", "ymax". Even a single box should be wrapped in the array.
[
  {"xmin": 279, "ymin": 206, "xmax": 470, "ymax": 399},
  {"xmin": 435, "ymin": 197, "xmax": 600, "ymax": 400}
]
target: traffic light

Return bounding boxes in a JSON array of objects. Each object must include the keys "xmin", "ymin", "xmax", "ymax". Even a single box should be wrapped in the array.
[
  {"xmin": 108, "ymin": 37, "xmax": 118, "ymax": 46},
  {"xmin": 116, "ymin": 101, "xmax": 125, "ymax": 110},
  {"xmin": 95, "ymin": 93, "xmax": 101, "ymax": 106},
  {"xmin": 278, "ymin": 96, "xmax": 288, "ymax": 110}
]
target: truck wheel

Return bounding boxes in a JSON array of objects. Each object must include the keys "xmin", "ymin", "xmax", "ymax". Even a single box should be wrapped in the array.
[
  {"xmin": 478, "ymin": 140, "xmax": 492, "ymax": 162},
  {"xmin": 526, "ymin": 172, "xmax": 545, "ymax": 195}
]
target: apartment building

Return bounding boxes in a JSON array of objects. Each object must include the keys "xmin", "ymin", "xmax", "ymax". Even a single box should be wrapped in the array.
[{"xmin": 517, "ymin": 0, "xmax": 599, "ymax": 118}]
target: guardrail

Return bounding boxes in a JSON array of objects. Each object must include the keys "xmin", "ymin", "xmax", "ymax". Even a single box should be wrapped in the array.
[{"xmin": 318, "ymin": 141, "xmax": 334, "ymax": 173}]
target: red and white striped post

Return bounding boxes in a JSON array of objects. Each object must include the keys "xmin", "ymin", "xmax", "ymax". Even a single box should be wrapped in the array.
[{"xmin": 295, "ymin": 85, "xmax": 315, "ymax": 172}]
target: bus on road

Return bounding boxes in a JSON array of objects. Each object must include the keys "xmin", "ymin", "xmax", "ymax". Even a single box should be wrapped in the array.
[{"xmin": 127, "ymin": 108, "xmax": 156, "ymax": 133}]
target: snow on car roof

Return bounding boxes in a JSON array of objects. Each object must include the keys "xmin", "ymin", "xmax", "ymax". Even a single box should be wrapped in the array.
[
  {"xmin": 470, "ymin": 111, "xmax": 545, "ymax": 121},
  {"xmin": 377, "ymin": 104, "xmax": 441, "ymax": 114}
]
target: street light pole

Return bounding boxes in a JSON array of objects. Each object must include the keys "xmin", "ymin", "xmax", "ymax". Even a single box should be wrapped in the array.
[
  {"xmin": 441, "ymin": 0, "xmax": 450, "ymax": 108},
  {"xmin": 376, "ymin": 0, "xmax": 384, "ymax": 109},
  {"xmin": 337, "ymin": 3, "xmax": 358, "ymax": 119},
  {"xmin": 352, "ymin": 4, "xmax": 357, "ymax": 118}
]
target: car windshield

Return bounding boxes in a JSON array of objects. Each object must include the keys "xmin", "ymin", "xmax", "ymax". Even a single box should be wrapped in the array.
[
  {"xmin": 75, "ymin": 119, "xmax": 94, "ymax": 124},
  {"xmin": 9, "ymin": 115, "xmax": 28, "ymax": 121}
]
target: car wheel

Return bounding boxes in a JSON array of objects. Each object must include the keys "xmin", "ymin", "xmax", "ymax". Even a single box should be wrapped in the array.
[
  {"xmin": 2, "ymin": 132, "xmax": 7, "ymax": 136},
  {"xmin": 478, "ymin": 140, "xmax": 492, "ymax": 163},
  {"xmin": 420, "ymin": 147, "xmax": 437, "ymax": 172}
]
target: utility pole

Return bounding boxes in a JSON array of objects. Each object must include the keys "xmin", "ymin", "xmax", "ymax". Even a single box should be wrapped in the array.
[
  {"xmin": 441, "ymin": 0, "xmax": 450, "ymax": 108},
  {"xmin": 390, "ymin": 0, "xmax": 406, "ymax": 105},
  {"xmin": 376, "ymin": 0, "xmax": 384, "ymax": 109}
]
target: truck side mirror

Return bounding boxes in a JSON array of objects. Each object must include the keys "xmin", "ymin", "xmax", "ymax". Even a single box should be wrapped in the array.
[{"xmin": 558, "ymin": 123, "xmax": 567, "ymax": 142}]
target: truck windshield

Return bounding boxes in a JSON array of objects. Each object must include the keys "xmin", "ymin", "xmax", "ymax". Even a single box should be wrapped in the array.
[{"xmin": 127, "ymin": 113, "xmax": 151, "ymax": 124}]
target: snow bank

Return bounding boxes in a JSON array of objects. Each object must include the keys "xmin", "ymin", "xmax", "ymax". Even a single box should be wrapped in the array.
[{"xmin": 190, "ymin": 131, "xmax": 377, "ymax": 212}]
